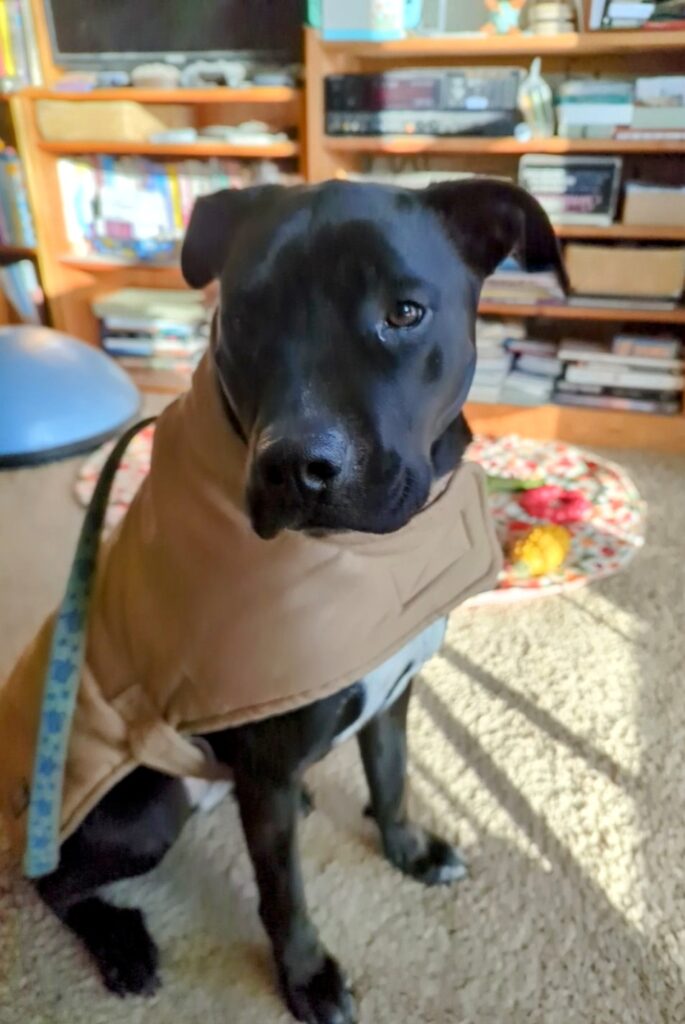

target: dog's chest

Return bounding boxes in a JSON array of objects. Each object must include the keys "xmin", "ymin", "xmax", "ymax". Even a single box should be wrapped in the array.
[
  {"xmin": 183, "ymin": 618, "xmax": 447, "ymax": 813},
  {"xmin": 331, "ymin": 617, "xmax": 447, "ymax": 746}
]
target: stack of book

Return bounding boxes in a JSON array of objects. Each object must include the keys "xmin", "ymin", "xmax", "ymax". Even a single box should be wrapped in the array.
[
  {"xmin": 518, "ymin": 155, "xmax": 622, "ymax": 226},
  {"xmin": 58, "ymin": 156, "xmax": 299, "ymax": 264},
  {"xmin": 0, "ymin": 150, "xmax": 36, "ymax": 247},
  {"xmin": 501, "ymin": 337, "xmax": 563, "ymax": 406},
  {"xmin": 0, "ymin": 0, "xmax": 40, "ymax": 89},
  {"xmin": 480, "ymin": 259, "xmax": 566, "ymax": 307},
  {"xmin": 469, "ymin": 320, "xmax": 521, "ymax": 403},
  {"xmin": 643, "ymin": 0, "xmax": 685, "ymax": 30},
  {"xmin": 93, "ymin": 289, "xmax": 210, "ymax": 378},
  {"xmin": 556, "ymin": 79, "xmax": 634, "ymax": 140},
  {"xmin": 594, "ymin": 0, "xmax": 655, "ymax": 28},
  {"xmin": 554, "ymin": 336, "xmax": 684, "ymax": 416},
  {"xmin": 617, "ymin": 75, "xmax": 685, "ymax": 142}
]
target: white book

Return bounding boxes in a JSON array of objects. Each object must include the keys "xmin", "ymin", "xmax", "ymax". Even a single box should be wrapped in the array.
[
  {"xmin": 504, "ymin": 370, "xmax": 555, "ymax": 395},
  {"xmin": 606, "ymin": 1, "xmax": 654, "ymax": 17},
  {"xmin": 565, "ymin": 365, "xmax": 684, "ymax": 392},
  {"xmin": 559, "ymin": 341, "xmax": 684, "ymax": 372},
  {"xmin": 558, "ymin": 104, "xmax": 634, "ymax": 126},
  {"xmin": 517, "ymin": 355, "xmax": 563, "ymax": 377}
]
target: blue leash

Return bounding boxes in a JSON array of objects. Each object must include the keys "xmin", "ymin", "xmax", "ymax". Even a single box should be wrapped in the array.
[{"xmin": 23, "ymin": 418, "xmax": 156, "ymax": 879}]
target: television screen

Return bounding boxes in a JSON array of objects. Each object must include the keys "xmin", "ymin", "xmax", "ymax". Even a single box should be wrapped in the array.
[{"xmin": 46, "ymin": 0, "xmax": 304, "ymax": 66}]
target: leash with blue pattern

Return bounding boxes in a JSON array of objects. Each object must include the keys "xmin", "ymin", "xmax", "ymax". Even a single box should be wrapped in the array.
[{"xmin": 23, "ymin": 418, "xmax": 156, "ymax": 879}]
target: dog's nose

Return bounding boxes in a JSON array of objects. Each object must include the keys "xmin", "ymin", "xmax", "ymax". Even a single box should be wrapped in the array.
[{"xmin": 256, "ymin": 431, "xmax": 347, "ymax": 496}]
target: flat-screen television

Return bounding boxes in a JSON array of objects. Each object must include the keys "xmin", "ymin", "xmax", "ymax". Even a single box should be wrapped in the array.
[{"xmin": 44, "ymin": 0, "xmax": 304, "ymax": 69}]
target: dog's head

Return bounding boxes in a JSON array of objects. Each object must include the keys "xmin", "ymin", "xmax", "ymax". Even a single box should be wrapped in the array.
[{"xmin": 182, "ymin": 179, "xmax": 565, "ymax": 539}]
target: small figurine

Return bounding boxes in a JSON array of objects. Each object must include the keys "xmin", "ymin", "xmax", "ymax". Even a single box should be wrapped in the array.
[{"xmin": 482, "ymin": 0, "xmax": 526, "ymax": 35}]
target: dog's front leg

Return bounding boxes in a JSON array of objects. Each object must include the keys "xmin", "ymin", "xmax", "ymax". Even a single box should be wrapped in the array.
[
  {"xmin": 234, "ymin": 767, "xmax": 357, "ymax": 1024},
  {"xmin": 358, "ymin": 680, "xmax": 467, "ymax": 886}
]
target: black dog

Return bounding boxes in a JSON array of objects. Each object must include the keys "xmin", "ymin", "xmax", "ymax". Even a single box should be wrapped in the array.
[{"xmin": 36, "ymin": 179, "xmax": 565, "ymax": 1024}]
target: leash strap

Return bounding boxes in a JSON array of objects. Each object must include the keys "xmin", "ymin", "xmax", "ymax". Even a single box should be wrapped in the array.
[{"xmin": 23, "ymin": 418, "xmax": 156, "ymax": 879}]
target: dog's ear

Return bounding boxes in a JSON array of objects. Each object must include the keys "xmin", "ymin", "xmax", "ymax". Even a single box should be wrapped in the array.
[
  {"xmin": 422, "ymin": 178, "xmax": 568, "ymax": 292},
  {"xmin": 181, "ymin": 185, "xmax": 285, "ymax": 288}
]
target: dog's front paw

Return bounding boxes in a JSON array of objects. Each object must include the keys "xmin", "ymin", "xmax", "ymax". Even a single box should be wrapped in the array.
[
  {"xmin": 281, "ymin": 954, "xmax": 357, "ymax": 1024},
  {"xmin": 68, "ymin": 901, "xmax": 160, "ymax": 997},
  {"xmin": 383, "ymin": 824, "xmax": 468, "ymax": 887}
]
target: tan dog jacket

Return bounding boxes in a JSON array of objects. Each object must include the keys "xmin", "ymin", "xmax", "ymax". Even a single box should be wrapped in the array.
[{"xmin": 0, "ymin": 352, "xmax": 501, "ymax": 866}]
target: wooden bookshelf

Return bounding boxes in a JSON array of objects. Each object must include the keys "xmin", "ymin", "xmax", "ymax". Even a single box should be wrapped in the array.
[
  {"xmin": 10, "ymin": 16, "xmax": 306, "ymax": 345},
  {"xmin": 7, "ymin": 12, "xmax": 685, "ymax": 452},
  {"xmin": 325, "ymin": 136, "xmax": 685, "ymax": 156},
  {"xmin": 38, "ymin": 138, "xmax": 300, "ymax": 159},
  {"xmin": 478, "ymin": 301, "xmax": 685, "ymax": 324},
  {"xmin": 0, "ymin": 243, "xmax": 35, "ymax": 259},
  {"xmin": 24, "ymin": 85, "xmax": 300, "ymax": 105},
  {"xmin": 319, "ymin": 29, "xmax": 685, "ymax": 59},
  {"xmin": 464, "ymin": 402, "xmax": 685, "ymax": 454},
  {"xmin": 305, "ymin": 26, "xmax": 685, "ymax": 451},
  {"xmin": 553, "ymin": 224, "xmax": 685, "ymax": 242}
]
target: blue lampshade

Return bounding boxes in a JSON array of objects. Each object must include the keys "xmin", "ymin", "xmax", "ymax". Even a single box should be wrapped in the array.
[{"xmin": 0, "ymin": 326, "xmax": 140, "ymax": 467}]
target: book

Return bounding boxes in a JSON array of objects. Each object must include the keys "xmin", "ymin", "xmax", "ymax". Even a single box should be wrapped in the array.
[
  {"xmin": 612, "ymin": 334, "xmax": 682, "ymax": 359},
  {"xmin": 0, "ymin": 150, "xmax": 36, "ymax": 246},
  {"xmin": 516, "ymin": 354, "xmax": 563, "ymax": 377},
  {"xmin": 506, "ymin": 338, "xmax": 559, "ymax": 356},
  {"xmin": 557, "ymin": 103, "xmax": 634, "ymax": 126},
  {"xmin": 556, "ymin": 379, "xmax": 681, "ymax": 402},
  {"xmin": 559, "ymin": 340, "xmax": 684, "ymax": 371},
  {"xmin": 481, "ymin": 268, "xmax": 565, "ymax": 304},
  {"xmin": 518, "ymin": 156, "xmax": 622, "ymax": 227},
  {"xmin": 0, "ymin": 258, "xmax": 42, "ymax": 323},
  {"xmin": 566, "ymin": 295, "xmax": 678, "ymax": 311},
  {"xmin": 0, "ymin": 0, "xmax": 36, "ymax": 87},
  {"xmin": 564, "ymin": 364, "xmax": 684, "ymax": 391},
  {"xmin": 589, "ymin": 0, "xmax": 609, "ymax": 28},
  {"xmin": 57, "ymin": 155, "xmax": 301, "ymax": 261},
  {"xmin": 615, "ymin": 128, "xmax": 685, "ymax": 141},
  {"xmin": 635, "ymin": 76, "xmax": 685, "ymax": 107},
  {"xmin": 555, "ymin": 391, "xmax": 681, "ymax": 415},
  {"xmin": 604, "ymin": 0, "xmax": 654, "ymax": 15},
  {"xmin": 632, "ymin": 107, "xmax": 685, "ymax": 131}
]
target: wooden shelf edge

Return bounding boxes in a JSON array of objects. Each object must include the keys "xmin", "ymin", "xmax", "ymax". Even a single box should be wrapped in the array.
[
  {"xmin": 38, "ymin": 138, "xmax": 299, "ymax": 159},
  {"xmin": 316, "ymin": 27, "xmax": 685, "ymax": 59},
  {"xmin": 0, "ymin": 243, "xmax": 36, "ymax": 258},
  {"xmin": 464, "ymin": 401, "xmax": 685, "ymax": 453},
  {"xmin": 23, "ymin": 85, "xmax": 300, "ymax": 104},
  {"xmin": 325, "ymin": 135, "xmax": 685, "ymax": 156},
  {"xmin": 555, "ymin": 224, "xmax": 685, "ymax": 242},
  {"xmin": 478, "ymin": 300, "xmax": 685, "ymax": 324}
]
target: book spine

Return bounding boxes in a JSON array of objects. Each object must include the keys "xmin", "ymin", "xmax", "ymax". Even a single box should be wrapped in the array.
[
  {"xmin": 8, "ymin": 0, "xmax": 27, "ymax": 85},
  {"xmin": 4, "ymin": 153, "xmax": 35, "ymax": 245},
  {"xmin": 0, "ymin": 0, "xmax": 15, "ymax": 79},
  {"xmin": 0, "ymin": 154, "xmax": 22, "ymax": 244}
]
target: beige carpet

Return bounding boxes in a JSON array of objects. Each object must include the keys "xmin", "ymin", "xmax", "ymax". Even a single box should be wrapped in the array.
[{"xmin": 1, "ymin": 442, "xmax": 685, "ymax": 1024}]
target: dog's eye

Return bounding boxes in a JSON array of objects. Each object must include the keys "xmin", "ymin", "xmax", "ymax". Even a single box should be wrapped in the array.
[{"xmin": 385, "ymin": 301, "xmax": 425, "ymax": 329}]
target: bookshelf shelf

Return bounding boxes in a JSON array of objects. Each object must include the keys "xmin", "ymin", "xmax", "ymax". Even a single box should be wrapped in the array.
[
  {"xmin": 38, "ymin": 139, "xmax": 300, "ymax": 159},
  {"xmin": 24, "ymin": 86, "xmax": 300, "ymax": 104},
  {"xmin": 554, "ymin": 224, "xmax": 685, "ymax": 242},
  {"xmin": 60, "ymin": 255, "xmax": 184, "ymax": 288},
  {"xmin": 478, "ymin": 301, "xmax": 685, "ymax": 324},
  {"xmin": 319, "ymin": 29, "xmax": 685, "ymax": 59},
  {"xmin": 464, "ymin": 402, "xmax": 685, "ymax": 453},
  {"xmin": 325, "ymin": 136, "xmax": 685, "ymax": 156},
  {"xmin": 0, "ymin": 244, "xmax": 36, "ymax": 258}
]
